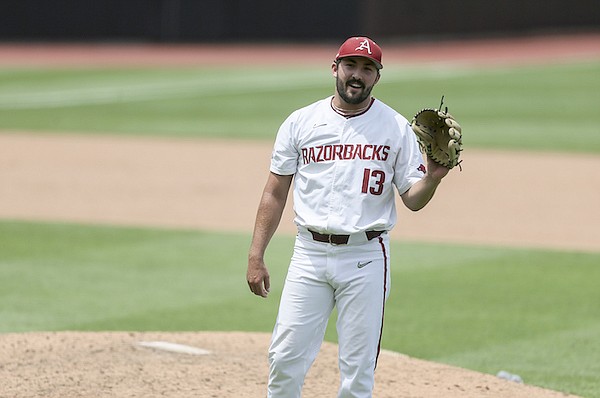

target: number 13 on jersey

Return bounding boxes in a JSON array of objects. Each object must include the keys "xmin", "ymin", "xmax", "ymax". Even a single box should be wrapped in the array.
[{"xmin": 361, "ymin": 168, "xmax": 385, "ymax": 195}]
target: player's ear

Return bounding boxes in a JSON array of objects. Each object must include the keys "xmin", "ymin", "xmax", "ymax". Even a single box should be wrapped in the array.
[{"xmin": 331, "ymin": 61, "xmax": 338, "ymax": 77}]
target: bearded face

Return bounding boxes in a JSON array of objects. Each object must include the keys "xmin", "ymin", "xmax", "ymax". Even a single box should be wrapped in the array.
[
  {"xmin": 335, "ymin": 75, "xmax": 375, "ymax": 105},
  {"xmin": 334, "ymin": 58, "xmax": 379, "ymax": 106}
]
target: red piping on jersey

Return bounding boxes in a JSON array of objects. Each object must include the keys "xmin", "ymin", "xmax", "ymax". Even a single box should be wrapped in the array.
[
  {"xmin": 375, "ymin": 235, "xmax": 387, "ymax": 369},
  {"xmin": 331, "ymin": 97, "xmax": 376, "ymax": 118}
]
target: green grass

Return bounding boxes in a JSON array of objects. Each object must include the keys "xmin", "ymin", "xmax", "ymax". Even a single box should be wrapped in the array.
[
  {"xmin": 0, "ymin": 221, "xmax": 286, "ymax": 332},
  {"xmin": 1, "ymin": 220, "xmax": 598, "ymax": 397},
  {"xmin": 0, "ymin": 66, "xmax": 328, "ymax": 139},
  {"xmin": 0, "ymin": 61, "xmax": 599, "ymax": 152},
  {"xmin": 377, "ymin": 61, "xmax": 600, "ymax": 152},
  {"xmin": 381, "ymin": 245, "xmax": 600, "ymax": 396}
]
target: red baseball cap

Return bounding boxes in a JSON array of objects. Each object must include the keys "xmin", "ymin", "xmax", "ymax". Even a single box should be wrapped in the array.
[{"xmin": 335, "ymin": 36, "xmax": 383, "ymax": 69}]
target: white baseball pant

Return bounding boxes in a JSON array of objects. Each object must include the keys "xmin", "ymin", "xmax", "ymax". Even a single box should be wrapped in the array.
[{"xmin": 267, "ymin": 231, "xmax": 391, "ymax": 398}]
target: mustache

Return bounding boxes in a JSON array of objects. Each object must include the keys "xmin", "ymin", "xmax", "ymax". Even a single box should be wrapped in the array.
[{"xmin": 346, "ymin": 79, "xmax": 365, "ymax": 88}]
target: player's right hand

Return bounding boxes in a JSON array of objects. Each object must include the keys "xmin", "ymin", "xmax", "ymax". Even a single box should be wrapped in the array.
[{"xmin": 247, "ymin": 259, "xmax": 271, "ymax": 298}]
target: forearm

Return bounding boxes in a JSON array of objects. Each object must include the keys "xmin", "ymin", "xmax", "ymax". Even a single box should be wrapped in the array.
[
  {"xmin": 249, "ymin": 191, "xmax": 287, "ymax": 261},
  {"xmin": 247, "ymin": 173, "xmax": 292, "ymax": 298},
  {"xmin": 248, "ymin": 173, "xmax": 292, "ymax": 261},
  {"xmin": 401, "ymin": 174, "xmax": 442, "ymax": 211}
]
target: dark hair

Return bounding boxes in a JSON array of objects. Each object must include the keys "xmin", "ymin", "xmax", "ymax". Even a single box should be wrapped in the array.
[{"xmin": 335, "ymin": 58, "xmax": 380, "ymax": 77}]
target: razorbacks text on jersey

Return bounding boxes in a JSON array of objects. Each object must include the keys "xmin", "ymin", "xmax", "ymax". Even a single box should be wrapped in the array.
[{"xmin": 270, "ymin": 96, "xmax": 426, "ymax": 235}]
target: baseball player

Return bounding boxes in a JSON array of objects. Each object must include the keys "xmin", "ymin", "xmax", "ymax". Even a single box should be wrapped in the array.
[{"xmin": 247, "ymin": 36, "xmax": 452, "ymax": 398}]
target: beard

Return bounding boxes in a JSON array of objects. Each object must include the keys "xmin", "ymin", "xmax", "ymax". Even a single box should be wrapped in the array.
[{"xmin": 335, "ymin": 76, "xmax": 374, "ymax": 105}]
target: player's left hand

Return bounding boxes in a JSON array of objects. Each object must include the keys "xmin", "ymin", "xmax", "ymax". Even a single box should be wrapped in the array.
[
  {"xmin": 411, "ymin": 97, "xmax": 463, "ymax": 171},
  {"xmin": 425, "ymin": 154, "xmax": 451, "ymax": 181}
]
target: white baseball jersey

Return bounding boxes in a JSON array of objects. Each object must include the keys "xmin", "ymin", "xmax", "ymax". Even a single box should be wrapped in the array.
[{"xmin": 270, "ymin": 96, "xmax": 426, "ymax": 235}]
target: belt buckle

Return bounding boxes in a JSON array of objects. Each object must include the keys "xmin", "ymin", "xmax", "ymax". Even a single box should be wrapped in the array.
[
  {"xmin": 329, "ymin": 234, "xmax": 349, "ymax": 245},
  {"xmin": 328, "ymin": 234, "xmax": 337, "ymax": 245}
]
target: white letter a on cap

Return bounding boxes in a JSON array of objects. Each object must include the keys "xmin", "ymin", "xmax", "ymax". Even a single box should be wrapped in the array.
[{"xmin": 355, "ymin": 39, "xmax": 372, "ymax": 54}]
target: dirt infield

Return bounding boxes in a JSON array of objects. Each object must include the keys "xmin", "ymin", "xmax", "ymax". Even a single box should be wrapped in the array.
[
  {"xmin": 0, "ymin": 332, "xmax": 580, "ymax": 398},
  {"xmin": 1, "ymin": 34, "xmax": 599, "ymax": 397},
  {"xmin": 1, "ymin": 133, "xmax": 599, "ymax": 252}
]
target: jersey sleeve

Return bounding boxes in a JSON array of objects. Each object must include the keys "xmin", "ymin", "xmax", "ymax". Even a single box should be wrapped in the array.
[
  {"xmin": 270, "ymin": 112, "xmax": 299, "ymax": 176},
  {"xmin": 393, "ymin": 120, "xmax": 426, "ymax": 195}
]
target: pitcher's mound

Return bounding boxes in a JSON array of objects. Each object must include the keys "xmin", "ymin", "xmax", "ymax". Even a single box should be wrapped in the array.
[{"xmin": 0, "ymin": 331, "xmax": 578, "ymax": 397}]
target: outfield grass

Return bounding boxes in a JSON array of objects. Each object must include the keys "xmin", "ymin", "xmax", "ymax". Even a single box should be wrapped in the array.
[
  {"xmin": 0, "ymin": 61, "xmax": 599, "ymax": 153},
  {"xmin": 1, "ymin": 221, "xmax": 598, "ymax": 396}
]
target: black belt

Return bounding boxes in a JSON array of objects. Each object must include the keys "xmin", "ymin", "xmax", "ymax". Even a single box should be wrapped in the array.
[{"xmin": 309, "ymin": 230, "xmax": 384, "ymax": 245}]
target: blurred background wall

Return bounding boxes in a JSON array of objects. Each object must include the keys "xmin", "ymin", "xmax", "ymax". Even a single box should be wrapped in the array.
[{"xmin": 1, "ymin": 0, "xmax": 598, "ymax": 42}]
